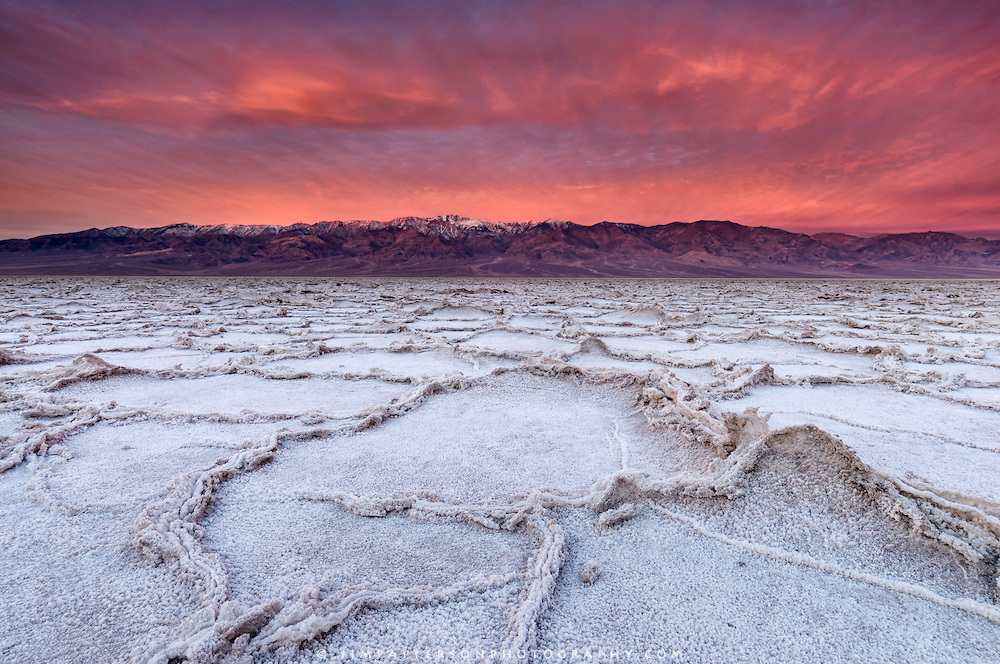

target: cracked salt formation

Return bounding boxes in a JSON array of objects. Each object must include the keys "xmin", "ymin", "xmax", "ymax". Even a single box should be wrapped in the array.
[
  {"xmin": 727, "ymin": 384, "xmax": 1000, "ymax": 451},
  {"xmin": 2, "ymin": 277, "xmax": 1000, "ymax": 663},
  {"xmin": 58, "ymin": 374, "xmax": 409, "ymax": 421},
  {"xmin": 459, "ymin": 329, "xmax": 576, "ymax": 355},
  {"xmin": 46, "ymin": 420, "xmax": 280, "ymax": 506},
  {"xmin": 244, "ymin": 372, "xmax": 665, "ymax": 502},
  {"xmin": 271, "ymin": 348, "xmax": 474, "ymax": 380},
  {"xmin": 674, "ymin": 426, "xmax": 1000, "ymax": 599},
  {"xmin": 0, "ymin": 464, "xmax": 198, "ymax": 664},
  {"xmin": 204, "ymin": 496, "xmax": 530, "ymax": 607},
  {"xmin": 89, "ymin": 348, "xmax": 224, "ymax": 372},
  {"xmin": 537, "ymin": 508, "xmax": 1000, "ymax": 663}
]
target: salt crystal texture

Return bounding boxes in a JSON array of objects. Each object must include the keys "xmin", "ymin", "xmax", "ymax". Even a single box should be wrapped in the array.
[
  {"xmin": 579, "ymin": 560, "xmax": 602, "ymax": 584},
  {"xmin": 1, "ymin": 277, "xmax": 1000, "ymax": 663}
]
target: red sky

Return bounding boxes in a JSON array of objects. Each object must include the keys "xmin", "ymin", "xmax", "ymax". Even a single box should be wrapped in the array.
[{"xmin": 1, "ymin": 0, "xmax": 998, "ymax": 239}]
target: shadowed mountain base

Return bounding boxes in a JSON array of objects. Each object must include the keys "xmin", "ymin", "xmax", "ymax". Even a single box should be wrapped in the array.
[{"xmin": 4, "ymin": 216, "xmax": 1000, "ymax": 277}]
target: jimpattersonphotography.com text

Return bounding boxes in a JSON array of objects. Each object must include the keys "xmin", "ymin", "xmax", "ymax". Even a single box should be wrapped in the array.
[{"xmin": 313, "ymin": 647, "xmax": 685, "ymax": 661}]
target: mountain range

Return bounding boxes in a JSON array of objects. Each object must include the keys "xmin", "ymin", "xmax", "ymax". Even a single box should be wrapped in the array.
[{"xmin": 3, "ymin": 215, "xmax": 1000, "ymax": 278}]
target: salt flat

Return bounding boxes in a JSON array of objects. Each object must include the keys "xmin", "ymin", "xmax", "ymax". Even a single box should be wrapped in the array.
[{"xmin": 1, "ymin": 278, "xmax": 999, "ymax": 664}]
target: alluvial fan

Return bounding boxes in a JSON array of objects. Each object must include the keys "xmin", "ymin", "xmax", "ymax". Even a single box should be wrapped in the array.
[{"xmin": 1, "ymin": 277, "xmax": 1000, "ymax": 663}]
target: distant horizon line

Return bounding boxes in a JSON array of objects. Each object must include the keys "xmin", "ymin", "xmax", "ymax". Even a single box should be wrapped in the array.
[{"xmin": 6, "ymin": 215, "xmax": 999, "ymax": 243}]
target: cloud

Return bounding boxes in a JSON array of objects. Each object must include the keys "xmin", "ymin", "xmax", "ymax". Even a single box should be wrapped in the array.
[{"xmin": 1, "ymin": 0, "xmax": 998, "ymax": 237}]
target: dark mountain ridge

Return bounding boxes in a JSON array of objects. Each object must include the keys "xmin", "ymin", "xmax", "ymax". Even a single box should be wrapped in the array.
[{"xmin": 2, "ymin": 215, "xmax": 999, "ymax": 277}]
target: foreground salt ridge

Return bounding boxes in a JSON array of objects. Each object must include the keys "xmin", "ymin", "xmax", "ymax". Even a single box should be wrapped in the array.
[
  {"xmin": 130, "ymin": 384, "xmax": 1000, "ymax": 662},
  {"xmin": 2, "ymin": 279, "xmax": 1000, "ymax": 663}
]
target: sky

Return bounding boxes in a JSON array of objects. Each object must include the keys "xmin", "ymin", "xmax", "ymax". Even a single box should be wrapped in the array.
[{"xmin": 1, "ymin": 0, "xmax": 998, "ymax": 239}]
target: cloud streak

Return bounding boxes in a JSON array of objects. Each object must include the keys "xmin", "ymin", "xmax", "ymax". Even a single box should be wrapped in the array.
[{"xmin": 1, "ymin": 0, "xmax": 998, "ymax": 237}]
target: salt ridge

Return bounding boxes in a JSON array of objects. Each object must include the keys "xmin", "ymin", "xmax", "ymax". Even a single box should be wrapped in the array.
[{"xmin": 1, "ymin": 278, "xmax": 1000, "ymax": 662}]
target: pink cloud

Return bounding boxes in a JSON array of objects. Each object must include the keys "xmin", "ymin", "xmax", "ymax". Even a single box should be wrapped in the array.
[{"xmin": 1, "ymin": 0, "xmax": 998, "ymax": 238}]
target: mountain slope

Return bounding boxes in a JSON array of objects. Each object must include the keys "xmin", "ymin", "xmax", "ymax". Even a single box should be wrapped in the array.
[{"xmin": 2, "ymin": 215, "xmax": 999, "ymax": 277}]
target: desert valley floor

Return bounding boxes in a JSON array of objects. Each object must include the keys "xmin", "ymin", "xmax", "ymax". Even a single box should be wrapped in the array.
[{"xmin": 2, "ymin": 278, "xmax": 1000, "ymax": 664}]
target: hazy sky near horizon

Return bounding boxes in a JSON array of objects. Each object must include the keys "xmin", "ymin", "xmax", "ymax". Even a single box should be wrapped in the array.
[{"xmin": 1, "ymin": 0, "xmax": 998, "ymax": 239}]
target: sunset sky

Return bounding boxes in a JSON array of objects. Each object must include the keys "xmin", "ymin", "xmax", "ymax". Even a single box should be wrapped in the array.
[{"xmin": 1, "ymin": 0, "xmax": 998, "ymax": 239}]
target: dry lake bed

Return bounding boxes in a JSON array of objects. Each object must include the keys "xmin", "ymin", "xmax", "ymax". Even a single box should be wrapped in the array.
[{"xmin": 2, "ymin": 278, "xmax": 1000, "ymax": 663}]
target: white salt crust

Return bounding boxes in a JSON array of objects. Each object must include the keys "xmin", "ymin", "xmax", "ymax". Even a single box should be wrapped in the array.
[{"xmin": 1, "ymin": 277, "xmax": 999, "ymax": 663}]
